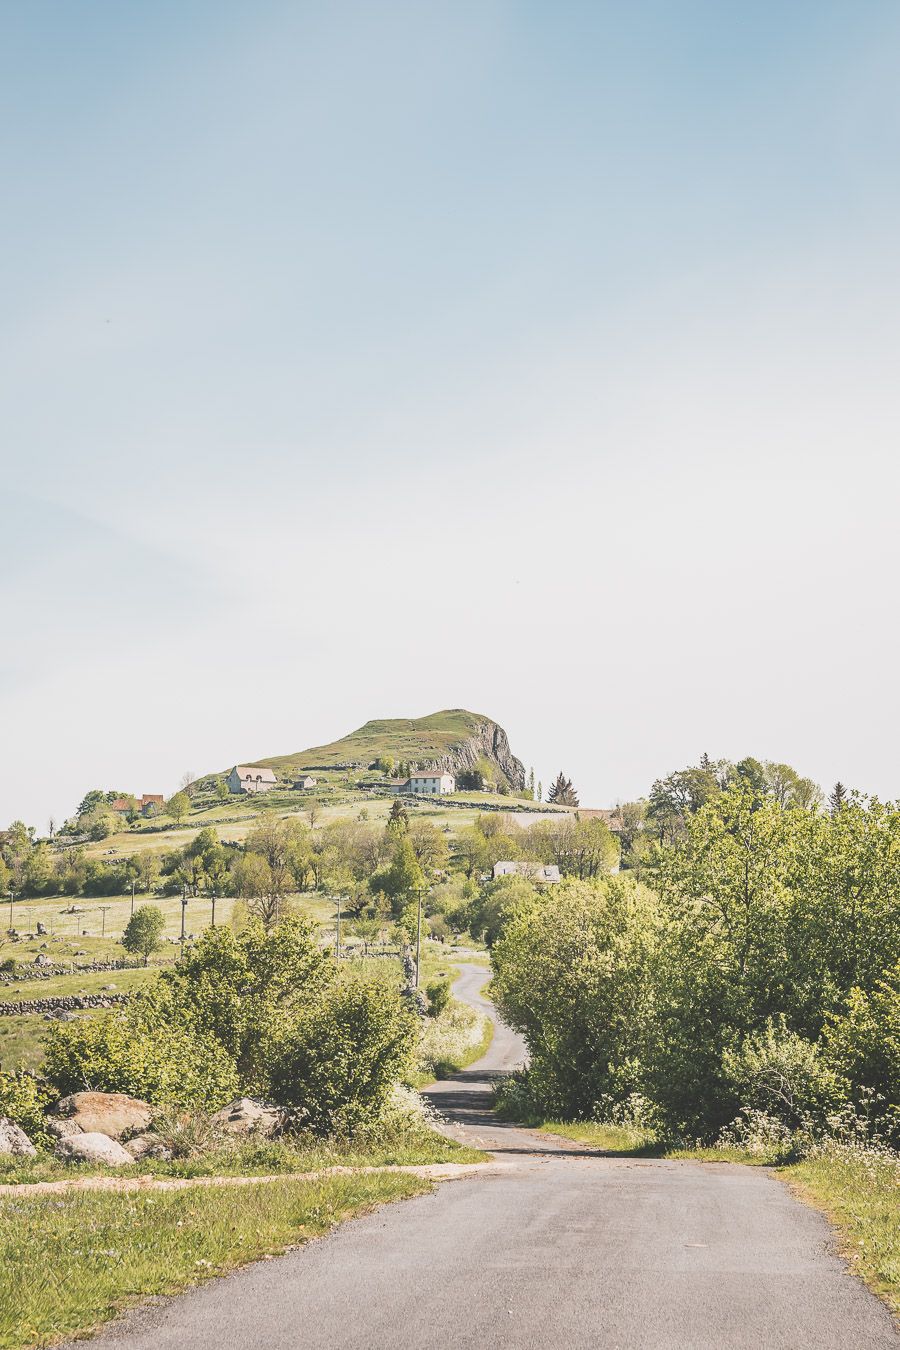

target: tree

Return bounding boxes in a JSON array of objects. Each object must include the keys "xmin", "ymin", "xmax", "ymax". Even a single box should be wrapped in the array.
[
  {"xmin": 214, "ymin": 777, "xmax": 230, "ymax": 803},
  {"xmin": 829, "ymin": 782, "xmax": 848, "ymax": 817},
  {"xmin": 372, "ymin": 835, "xmax": 425, "ymax": 915},
  {"xmin": 180, "ymin": 770, "xmax": 197, "ymax": 798},
  {"xmin": 167, "ymin": 791, "xmax": 190, "ymax": 824},
  {"xmin": 388, "ymin": 799, "xmax": 408, "ymax": 831},
  {"xmin": 230, "ymin": 854, "xmax": 278, "ymax": 929},
  {"xmin": 122, "ymin": 904, "xmax": 166, "ymax": 966},
  {"xmin": 547, "ymin": 772, "xmax": 579, "ymax": 807}
]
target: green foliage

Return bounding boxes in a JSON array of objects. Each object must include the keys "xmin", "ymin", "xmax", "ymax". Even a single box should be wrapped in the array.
[
  {"xmin": 492, "ymin": 876, "xmax": 659, "ymax": 1118},
  {"xmin": 547, "ymin": 772, "xmax": 578, "ymax": 806},
  {"xmin": 270, "ymin": 978, "xmax": 418, "ymax": 1134},
  {"xmin": 0, "ymin": 1070, "xmax": 55, "ymax": 1147},
  {"xmin": 371, "ymin": 836, "xmax": 425, "ymax": 915},
  {"xmin": 721, "ymin": 1020, "xmax": 848, "ymax": 1132},
  {"xmin": 824, "ymin": 964, "xmax": 900, "ymax": 1135},
  {"xmin": 425, "ymin": 977, "xmax": 451, "ymax": 1018},
  {"xmin": 167, "ymin": 791, "xmax": 190, "ymax": 824},
  {"xmin": 493, "ymin": 785, "xmax": 900, "ymax": 1144},
  {"xmin": 43, "ymin": 1005, "xmax": 240, "ymax": 1108},
  {"xmin": 155, "ymin": 916, "xmax": 328, "ymax": 1094},
  {"xmin": 122, "ymin": 904, "xmax": 165, "ymax": 965}
]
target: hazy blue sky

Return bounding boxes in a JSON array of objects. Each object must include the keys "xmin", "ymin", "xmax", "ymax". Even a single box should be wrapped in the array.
[{"xmin": 3, "ymin": 1, "xmax": 900, "ymax": 826}]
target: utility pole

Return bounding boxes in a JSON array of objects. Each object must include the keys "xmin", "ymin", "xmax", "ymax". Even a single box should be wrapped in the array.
[
  {"xmin": 7, "ymin": 890, "xmax": 13, "ymax": 935},
  {"xmin": 130, "ymin": 880, "xmax": 136, "ymax": 917},
  {"xmin": 180, "ymin": 885, "xmax": 188, "ymax": 960},
  {"xmin": 336, "ymin": 896, "xmax": 342, "ymax": 960},
  {"xmin": 210, "ymin": 893, "xmax": 216, "ymax": 928},
  {"xmin": 99, "ymin": 905, "xmax": 111, "ymax": 938},
  {"xmin": 415, "ymin": 889, "xmax": 423, "ymax": 989}
]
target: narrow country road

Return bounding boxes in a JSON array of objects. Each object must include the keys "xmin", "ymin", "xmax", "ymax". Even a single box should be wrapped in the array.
[{"xmin": 67, "ymin": 963, "xmax": 898, "ymax": 1349}]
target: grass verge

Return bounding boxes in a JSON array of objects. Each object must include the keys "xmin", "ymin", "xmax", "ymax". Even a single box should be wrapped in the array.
[
  {"xmin": 533, "ymin": 1119, "xmax": 900, "ymax": 1315},
  {"xmin": 0, "ymin": 1171, "xmax": 428, "ymax": 1349},
  {"xmin": 0, "ymin": 1123, "xmax": 486, "ymax": 1187}
]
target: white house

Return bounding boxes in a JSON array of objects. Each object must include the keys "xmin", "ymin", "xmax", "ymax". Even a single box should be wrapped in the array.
[
  {"xmin": 228, "ymin": 765, "xmax": 277, "ymax": 795},
  {"xmin": 293, "ymin": 775, "xmax": 317, "ymax": 791},
  {"xmin": 493, "ymin": 860, "xmax": 561, "ymax": 883},
  {"xmin": 390, "ymin": 771, "xmax": 456, "ymax": 796}
]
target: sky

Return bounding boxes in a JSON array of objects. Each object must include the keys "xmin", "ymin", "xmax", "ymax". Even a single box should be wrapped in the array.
[{"xmin": 3, "ymin": 0, "xmax": 900, "ymax": 827}]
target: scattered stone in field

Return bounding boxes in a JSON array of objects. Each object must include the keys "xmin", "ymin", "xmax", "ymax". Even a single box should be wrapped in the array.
[
  {"xmin": 56, "ymin": 1132, "xmax": 134, "ymax": 1167},
  {"xmin": 211, "ymin": 1097, "xmax": 285, "ymax": 1137},
  {"xmin": 44, "ymin": 1008, "xmax": 77, "ymax": 1021},
  {"xmin": 50, "ymin": 1091, "xmax": 153, "ymax": 1139},
  {"xmin": 0, "ymin": 1117, "xmax": 37, "ymax": 1156},
  {"xmin": 122, "ymin": 1133, "xmax": 173, "ymax": 1161}
]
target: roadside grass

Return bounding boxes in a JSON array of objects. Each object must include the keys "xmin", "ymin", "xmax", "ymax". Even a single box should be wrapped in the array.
[
  {"xmin": 784, "ymin": 1152, "xmax": 900, "ymax": 1314},
  {"xmin": 0, "ymin": 1171, "xmax": 429, "ymax": 1350},
  {"xmin": 409, "ymin": 1000, "xmax": 494, "ymax": 1088},
  {"xmin": 0, "ymin": 1123, "xmax": 486, "ymax": 1187},
  {"xmin": 532, "ymin": 1119, "xmax": 900, "ymax": 1314}
]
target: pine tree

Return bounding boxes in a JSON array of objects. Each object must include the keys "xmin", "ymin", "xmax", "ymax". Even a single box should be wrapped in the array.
[
  {"xmin": 527, "ymin": 767, "xmax": 536, "ymax": 800},
  {"xmin": 829, "ymin": 781, "xmax": 848, "ymax": 817},
  {"xmin": 547, "ymin": 772, "xmax": 579, "ymax": 807}
]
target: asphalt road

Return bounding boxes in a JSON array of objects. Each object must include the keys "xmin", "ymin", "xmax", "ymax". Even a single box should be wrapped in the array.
[{"xmin": 68, "ymin": 963, "xmax": 898, "ymax": 1349}]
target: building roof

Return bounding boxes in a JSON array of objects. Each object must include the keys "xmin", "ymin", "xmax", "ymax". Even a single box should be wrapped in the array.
[
  {"xmin": 577, "ymin": 808, "xmax": 624, "ymax": 831},
  {"xmin": 409, "ymin": 769, "xmax": 453, "ymax": 779},
  {"xmin": 233, "ymin": 765, "xmax": 277, "ymax": 782}
]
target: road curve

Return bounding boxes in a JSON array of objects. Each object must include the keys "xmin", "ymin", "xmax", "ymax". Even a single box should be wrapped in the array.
[{"xmin": 64, "ymin": 963, "xmax": 898, "ymax": 1349}]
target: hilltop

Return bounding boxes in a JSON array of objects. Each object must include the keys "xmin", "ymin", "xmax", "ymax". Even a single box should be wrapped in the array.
[{"xmin": 243, "ymin": 709, "xmax": 527, "ymax": 791}]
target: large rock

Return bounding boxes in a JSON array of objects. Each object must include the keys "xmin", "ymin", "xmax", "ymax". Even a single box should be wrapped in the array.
[
  {"xmin": 0, "ymin": 1117, "xmax": 37, "ymax": 1157},
  {"xmin": 122, "ymin": 1133, "xmax": 173, "ymax": 1161},
  {"xmin": 51, "ymin": 1091, "xmax": 153, "ymax": 1140},
  {"xmin": 211, "ymin": 1097, "xmax": 285, "ymax": 1138},
  {"xmin": 47, "ymin": 1117, "xmax": 83, "ymax": 1139},
  {"xmin": 56, "ymin": 1132, "xmax": 134, "ymax": 1167}
]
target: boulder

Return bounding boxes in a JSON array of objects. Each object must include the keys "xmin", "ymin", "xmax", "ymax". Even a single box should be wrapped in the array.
[
  {"xmin": 56, "ymin": 1132, "xmax": 134, "ymax": 1167},
  {"xmin": 122, "ymin": 1133, "xmax": 173, "ymax": 1162},
  {"xmin": 47, "ymin": 1117, "xmax": 83, "ymax": 1139},
  {"xmin": 51, "ymin": 1091, "xmax": 153, "ymax": 1140},
  {"xmin": 211, "ymin": 1097, "xmax": 285, "ymax": 1138},
  {"xmin": 0, "ymin": 1117, "xmax": 37, "ymax": 1157}
]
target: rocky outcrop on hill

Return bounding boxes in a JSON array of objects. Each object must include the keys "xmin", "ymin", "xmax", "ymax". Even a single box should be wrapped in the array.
[{"xmin": 418, "ymin": 716, "xmax": 526, "ymax": 791}]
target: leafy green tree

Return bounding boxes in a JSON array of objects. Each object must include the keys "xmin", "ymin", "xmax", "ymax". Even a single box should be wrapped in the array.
[
  {"xmin": 156, "ymin": 916, "xmax": 327, "ymax": 1093},
  {"xmin": 167, "ymin": 791, "xmax": 190, "ymax": 825},
  {"xmin": 122, "ymin": 904, "xmax": 166, "ymax": 966},
  {"xmin": 492, "ymin": 876, "xmax": 659, "ymax": 1117},
  {"xmin": 372, "ymin": 835, "xmax": 425, "ymax": 915}
]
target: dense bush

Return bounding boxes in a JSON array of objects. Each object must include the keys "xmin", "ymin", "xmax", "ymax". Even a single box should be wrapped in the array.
[
  {"xmin": 270, "ymin": 978, "xmax": 417, "ymax": 1134},
  {"xmin": 43, "ymin": 1005, "xmax": 240, "ymax": 1108},
  {"xmin": 0, "ymin": 1071, "xmax": 55, "ymax": 1147},
  {"xmin": 492, "ymin": 787, "xmax": 900, "ymax": 1145}
]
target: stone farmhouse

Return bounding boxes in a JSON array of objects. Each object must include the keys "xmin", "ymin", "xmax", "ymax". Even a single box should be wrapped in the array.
[
  {"xmin": 111, "ymin": 794, "xmax": 164, "ymax": 816},
  {"xmin": 293, "ymin": 775, "xmax": 318, "ymax": 790},
  {"xmin": 390, "ymin": 770, "xmax": 456, "ymax": 796},
  {"xmin": 228, "ymin": 765, "xmax": 277, "ymax": 795}
]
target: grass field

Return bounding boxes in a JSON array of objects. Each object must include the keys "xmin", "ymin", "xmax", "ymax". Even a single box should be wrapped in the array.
[
  {"xmin": 0, "ymin": 1171, "xmax": 429, "ymax": 1350},
  {"xmin": 534, "ymin": 1120, "xmax": 900, "ymax": 1315}
]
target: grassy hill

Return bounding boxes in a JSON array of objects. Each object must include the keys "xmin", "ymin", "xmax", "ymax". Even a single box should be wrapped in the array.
[{"xmin": 245, "ymin": 709, "xmax": 525, "ymax": 786}]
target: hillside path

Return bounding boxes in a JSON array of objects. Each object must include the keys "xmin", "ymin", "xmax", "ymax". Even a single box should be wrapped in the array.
[{"xmin": 63, "ymin": 963, "xmax": 897, "ymax": 1349}]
